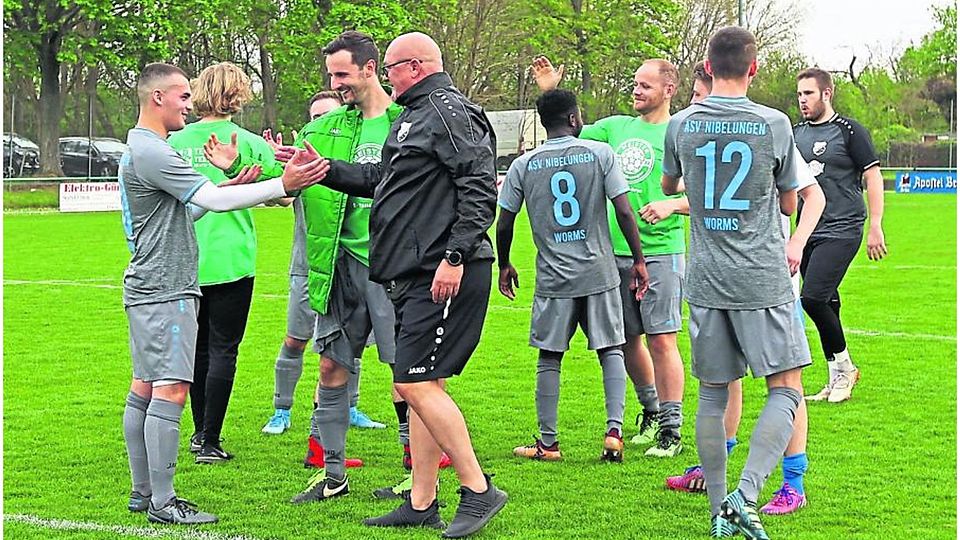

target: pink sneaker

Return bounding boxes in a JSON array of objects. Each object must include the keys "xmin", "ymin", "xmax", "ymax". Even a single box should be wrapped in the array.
[
  {"xmin": 665, "ymin": 465, "xmax": 706, "ymax": 493},
  {"xmin": 760, "ymin": 483, "xmax": 808, "ymax": 515}
]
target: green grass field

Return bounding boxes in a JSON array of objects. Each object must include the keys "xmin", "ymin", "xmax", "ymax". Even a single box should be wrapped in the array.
[{"xmin": 3, "ymin": 194, "xmax": 957, "ymax": 539}]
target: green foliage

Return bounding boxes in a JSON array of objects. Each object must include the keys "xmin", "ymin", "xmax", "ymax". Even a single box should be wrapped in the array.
[
  {"xmin": 747, "ymin": 51, "xmax": 806, "ymax": 120},
  {"xmin": 899, "ymin": 4, "xmax": 957, "ymax": 82}
]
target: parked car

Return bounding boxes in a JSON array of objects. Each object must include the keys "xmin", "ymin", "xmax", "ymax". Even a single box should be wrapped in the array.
[
  {"xmin": 3, "ymin": 133, "xmax": 41, "ymax": 178},
  {"xmin": 59, "ymin": 137, "xmax": 128, "ymax": 178}
]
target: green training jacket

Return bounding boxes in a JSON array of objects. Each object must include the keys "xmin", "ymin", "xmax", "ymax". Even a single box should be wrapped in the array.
[{"xmin": 296, "ymin": 102, "xmax": 404, "ymax": 313}]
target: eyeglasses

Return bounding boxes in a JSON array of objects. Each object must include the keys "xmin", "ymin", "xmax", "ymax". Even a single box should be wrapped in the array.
[{"xmin": 381, "ymin": 58, "xmax": 416, "ymax": 77}]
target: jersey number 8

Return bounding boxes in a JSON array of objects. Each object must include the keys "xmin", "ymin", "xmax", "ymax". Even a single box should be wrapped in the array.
[{"xmin": 550, "ymin": 171, "xmax": 581, "ymax": 226}]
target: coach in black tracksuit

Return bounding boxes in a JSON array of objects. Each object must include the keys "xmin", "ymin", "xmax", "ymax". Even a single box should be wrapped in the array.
[{"xmin": 321, "ymin": 32, "xmax": 508, "ymax": 539}]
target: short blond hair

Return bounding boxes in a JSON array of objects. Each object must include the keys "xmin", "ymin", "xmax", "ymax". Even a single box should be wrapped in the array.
[{"xmin": 191, "ymin": 62, "xmax": 253, "ymax": 117}]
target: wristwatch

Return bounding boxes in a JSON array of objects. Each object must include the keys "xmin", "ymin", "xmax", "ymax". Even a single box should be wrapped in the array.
[{"xmin": 444, "ymin": 249, "xmax": 464, "ymax": 267}]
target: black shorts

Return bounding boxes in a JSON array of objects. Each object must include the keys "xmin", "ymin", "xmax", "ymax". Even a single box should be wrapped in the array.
[
  {"xmin": 387, "ymin": 260, "xmax": 491, "ymax": 383},
  {"xmin": 799, "ymin": 235, "xmax": 861, "ymax": 302}
]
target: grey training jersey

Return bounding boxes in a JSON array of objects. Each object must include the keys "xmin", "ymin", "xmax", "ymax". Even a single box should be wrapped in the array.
[
  {"xmin": 289, "ymin": 196, "xmax": 308, "ymax": 276},
  {"xmin": 119, "ymin": 127, "xmax": 207, "ymax": 307},
  {"xmin": 794, "ymin": 113, "xmax": 879, "ymax": 239},
  {"xmin": 499, "ymin": 136, "xmax": 629, "ymax": 298},
  {"xmin": 663, "ymin": 96, "xmax": 799, "ymax": 310}
]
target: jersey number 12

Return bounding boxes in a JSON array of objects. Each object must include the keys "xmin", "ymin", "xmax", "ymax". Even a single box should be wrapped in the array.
[{"xmin": 695, "ymin": 140, "xmax": 752, "ymax": 211}]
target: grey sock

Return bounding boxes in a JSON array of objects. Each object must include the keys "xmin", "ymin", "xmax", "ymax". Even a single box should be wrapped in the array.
[
  {"xmin": 310, "ymin": 402, "xmax": 320, "ymax": 439},
  {"xmin": 398, "ymin": 408, "xmax": 410, "ymax": 446},
  {"xmin": 144, "ymin": 398, "xmax": 184, "ymax": 508},
  {"xmin": 316, "ymin": 383, "xmax": 350, "ymax": 479},
  {"xmin": 599, "ymin": 348, "xmax": 626, "ymax": 433},
  {"xmin": 273, "ymin": 344, "xmax": 304, "ymax": 410},
  {"xmin": 535, "ymin": 350, "xmax": 563, "ymax": 446},
  {"xmin": 634, "ymin": 383, "xmax": 660, "ymax": 413},
  {"xmin": 347, "ymin": 359, "xmax": 360, "ymax": 409},
  {"xmin": 123, "ymin": 392, "xmax": 151, "ymax": 495},
  {"xmin": 737, "ymin": 387, "xmax": 801, "ymax": 504},
  {"xmin": 659, "ymin": 400, "xmax": 683, "ymax": 437},
  {"xmin": 696, "ymin": 384, "xmax": 729, "ymax": 516}
]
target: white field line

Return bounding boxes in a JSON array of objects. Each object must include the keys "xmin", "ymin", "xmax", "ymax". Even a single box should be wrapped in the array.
[
  {"xmin": 4, "ymin": 513, "xmax": 264, "ymax": 540},
  {"xmin": 487, "ymin": 304, "xmax": 956, "ymax": 342},
  {"xmin": 5, "ymin": 278, "xmax": 955, "ymax": 342},
  {"xmin": 3, "ymin": 279, "xmax": 287, "ymax": 300}
]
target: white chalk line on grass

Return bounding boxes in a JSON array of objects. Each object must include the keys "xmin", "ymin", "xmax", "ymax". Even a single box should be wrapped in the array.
[
  {"xmin": 6, "ymin": 278, "xmax": 955, "ymax": 342},
  {"xmin": 487, "ymin": 304, "xmax": 956, "ymax": 342},
  {"xmin": 3, "ymin": 279, "xmax": 288, "ymax": 300},
  {"xmin": 4, "ymin": 513, "xmax": 264, "ymax": 540}
]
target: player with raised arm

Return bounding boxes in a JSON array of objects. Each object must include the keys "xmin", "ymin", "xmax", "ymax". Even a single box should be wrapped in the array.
[
  {"xmin": 497, "ymin": 89, "xmax": 649, "ymax": 463},
  {"xmin": 661, "ymin": 28, "xmax": 812, "ymax": 538}
]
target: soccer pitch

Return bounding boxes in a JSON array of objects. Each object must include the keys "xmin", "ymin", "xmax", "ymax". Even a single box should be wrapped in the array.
[{"xmin": 3, "ymin": 194, "xmax": 956, "ymax": 539}]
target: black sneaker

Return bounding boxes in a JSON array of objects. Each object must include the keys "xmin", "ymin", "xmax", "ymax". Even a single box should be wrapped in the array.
[
  {"xmin": 441, "ymin": 474, "xmax": 508, "ymax": 538},
  {"xmin": 189, "ymin": 432, "xmax": 203, "ymax": 454},
  {"xmin": 363, "ymin": 498, "xmax": 445, "ymax": 529},
  {"xmin": 128, "ymin": 490, "xmax": 150, "ymax": 513},
  {"xmin": 195, "ymin": 440, "xmax": 234, "ymax": 464},
  {"xmin": 146, "ymin": 497, "xmax": 217, "ymax": 525},
  {"xmin": 290, "ymin": 472, "xmax": 349, "ymax": 504}
]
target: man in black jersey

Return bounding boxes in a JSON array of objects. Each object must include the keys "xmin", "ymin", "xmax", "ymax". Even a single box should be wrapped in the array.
[{"xmin": 793, "ymin": 68, "xmax": 887, "ymax": 404}]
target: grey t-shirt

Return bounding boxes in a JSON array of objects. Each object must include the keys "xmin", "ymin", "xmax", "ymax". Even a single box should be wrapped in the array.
[
  {"xmin": 663, "ymin": 96, "xmax": 799, "ymax": 310},
  {"xmin": 289, "ymin": 196, "xmax": 308, "ymax": 276},
  {"xmin": 119, "ymin": 127, "xmax": 208, "ymax": 307},
  {"xmin": 499, "ymin": 136, "xmax": 629, "ymax": 298},
  {"xmin": 793, "ymin": 113, "xmax": 879, "ymax": 239}
]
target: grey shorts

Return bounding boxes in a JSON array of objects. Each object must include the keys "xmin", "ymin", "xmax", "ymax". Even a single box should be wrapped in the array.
[
  {"xmin": 688, "ymin": 300, "xmax": 812, "ymax": 384},
  {"xmin": 313, "ymin": 252, "xmax": 396, "ymax": 373},
  {"xmin": 126, "ymin": 298, "xmax": 199, "ymax": 383},
  {"xmin": 286, "ymin": 274, "xmax": 316, "ymax": 341},
  {"xmin": 530, "ymin": 287, "xmax": 625, "ymax": 352},
  {"xmin": 617, "ymin": 254, "xmax": 684, "ymax": 336}
]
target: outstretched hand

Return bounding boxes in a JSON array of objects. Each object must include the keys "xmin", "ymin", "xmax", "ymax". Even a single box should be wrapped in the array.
[
  {"xmin": 203, "ymin": 132, "xmax": 240, "ymax": 170},
  {"xmin": 530, "ymin": 55, "xmax": 564, "ymax": 92},
  {"xmin": 219, "ymin": 165, "xmax": 262, "ymax": 187},
  {"xmin": 280, "ymin": 140, "xmax": 329, "ymax": 192}
]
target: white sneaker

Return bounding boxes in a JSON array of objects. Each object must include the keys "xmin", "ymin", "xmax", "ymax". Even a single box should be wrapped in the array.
[
  {"xmin": 828, "ymin": 369, "xmax": 860, "ymax": 403},
  {"xmin": 805, "ymin": 379, "xmax": 834, "ymax": 401}
]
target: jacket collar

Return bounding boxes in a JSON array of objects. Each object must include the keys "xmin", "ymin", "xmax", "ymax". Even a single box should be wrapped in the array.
[{"xmin": 396, "ymin": 72, "xmax": 454, "ymax": 106}]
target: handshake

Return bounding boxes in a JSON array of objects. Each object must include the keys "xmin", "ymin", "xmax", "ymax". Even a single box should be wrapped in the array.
[{"xmin": 203, "ymin": 131, "xmax": 329, "ymax": 193}]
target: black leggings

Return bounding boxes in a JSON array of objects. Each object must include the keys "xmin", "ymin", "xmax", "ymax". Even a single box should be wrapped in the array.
[
  {"xmin": 190, "ymin": 277, "xmax": 255, "ymax": 441},
  {"xmin": 799, "ymin": 236, "xmax": 860, "ymax": 359}
]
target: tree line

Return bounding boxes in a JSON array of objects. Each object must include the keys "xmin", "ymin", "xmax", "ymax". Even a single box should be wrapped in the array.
[{"xmin": 4, "ymin": 0, "xmax": 955, "ymax": 176}]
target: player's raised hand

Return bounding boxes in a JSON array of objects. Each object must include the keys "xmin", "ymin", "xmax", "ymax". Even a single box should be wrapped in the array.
[
  {"xmin": 498, "ymin": 264, "xmax": 519, "ymax": 300},
  {"xmin": 630, "ymin": 260, "xmax": 649, "ymax": 300},
  {"xmin": 867, "ymin": 224, "xmax": 887, "ymax": 261},
  {"xmin": 530, "ymin": 55, "xmax": 563, "ymax": 92},
  {"xmin": 219, "ymin": 165, "xmax": 262, "ymax": 187},
  {"xmin": 262, "ymin": 129, "xmax": 284, "ymax": 151},
  {"xmin": 281, "ymin": 149, "xmax": 329, "ymax": 192},
  {"xmin": 203, "ymin": 132, "xmax": 240, "ymax": 170}
]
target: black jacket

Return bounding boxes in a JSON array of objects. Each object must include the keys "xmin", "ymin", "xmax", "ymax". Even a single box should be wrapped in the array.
[{"xmin": 325, "ymin": 72, "xmax": 498, "ymax": 283}]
